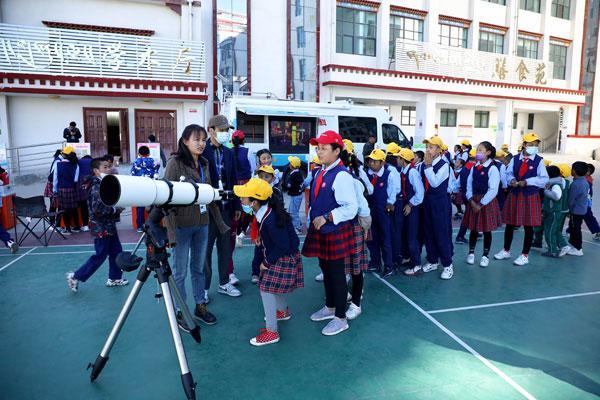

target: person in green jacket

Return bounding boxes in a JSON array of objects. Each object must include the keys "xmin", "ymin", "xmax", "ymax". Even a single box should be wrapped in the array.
[{"xmin": 541, "ymin": 165, "xmax": 569, "ymax": 258}]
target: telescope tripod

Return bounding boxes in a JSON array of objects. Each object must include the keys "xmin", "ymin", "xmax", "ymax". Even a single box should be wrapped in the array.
[{"xmin": 87, "ymin": 230, "xmax": 200, "ymax": 400}]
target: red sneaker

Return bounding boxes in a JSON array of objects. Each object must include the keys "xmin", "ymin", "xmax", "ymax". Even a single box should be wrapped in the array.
[
  {"xmin": 276, "ymin": 308, "xmax": 291, "ymax": 321},
  {"xmin": 250, "ymin": 329, "xmax": 280, "ymax": 346}
]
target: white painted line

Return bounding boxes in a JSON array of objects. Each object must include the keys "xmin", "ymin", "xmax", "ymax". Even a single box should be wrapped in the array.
[
  {"xmin": 427, "ymin": 291, "xmax": 600, "ymax": 314},
  {"xmin": 374, "ymin": 274, "xmax": 536, "ymax": 400},
  {"xmin": 0, "ymin": 247, "xmax": 38, "ymax": 272},
  {"xmin": 583, "ymin": 239, "xmax": 600, "ymax": 247}
]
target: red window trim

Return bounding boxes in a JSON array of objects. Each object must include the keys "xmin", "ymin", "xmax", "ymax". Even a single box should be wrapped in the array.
[
  {"xmin": 390, "ymin": 5, "xmax": 428, "ymax": 18},
  {"xmin": 42, "ymin": 20, "xmax": 154, "ymax": 36},
  {"xmin": 518, "ymin": 29, "xmax": 543, "ymax": 39},
  {"xmin": 439, "ymin": 14, "xmax": 472, "ymax": 27},
  {"xmin": 479, "ymin": 22, "xmax": 509, "ymax": 33},
  {"xmin": 549, "ymin": 36, "xmax": 572, "ymax": 45},
  {"xmin": 336, "ymin": 0, "xmax": 380, "ymax": 9}
]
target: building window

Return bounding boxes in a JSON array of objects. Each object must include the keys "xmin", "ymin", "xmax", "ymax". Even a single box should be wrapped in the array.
[
  {"xmin": 512, "ymin": 113, "xmax": 518, "ymax": 129},
  {"xmin": 389, "ymin": 15, "xmax": 424, "ymax": 58},
  {"xmin": 551, "ymin": 0, "xmax": 570, "ymax": 19},
  {"xmin": 439, "ymin": 23, "xmax": 468, "ymax": 48},
  {"xmin": 297, "ymin": 26, "xmax": 305, "ymax": 48},
  {"xmin": 237, "ymin": 111, "xmax": 265, "ymax": 143},
  {"xmin": 479, "ymin": 30, "xmax": 504, "ymax": 54},
  {"xmin": 338, "ymin": 116, "xmax": 378, "ymax": 142},
  {"xmin": 483, "ymin": 0, "xmax": 506, "ymax": 4},
  {"xmin": 295, "ymin": 0, "xmax": 302, "ymax": 16},
  {"xmin": 520, "ymin": 0, "xmax": 541, "ymax": 12},
  {"xmin": 400, "ymin": 106, "xmax": 416, "ymax": 126},
  {"xmin": 517, "ymin": 37, "xmax": 539, "ymax": 59},
  {"xmin": 474, "ymin": 111, "xmax": 490, "ymax": 128},
  {"xmin": 550, "ymin": 43, "xmax": 568, "ymax": 79},
  {"xmin": 336, "ymin": 6, "xmax": 377, "ymax": 56},
  {"xmin": 440, "ymin": 109, "xmax": 457, "ymax": 127},
  {"xmin": 299, "ymin": 58, "xmax": 306, "ymax": 81},
  {"xmin": 527, "ymin": 113, "xmax": 535, "ymax": 129}
]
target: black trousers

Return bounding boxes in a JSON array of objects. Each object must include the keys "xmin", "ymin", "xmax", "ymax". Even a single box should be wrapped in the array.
[
  {"xmin": 568, "ymin": 214, "xmax": 584, "ymax": 250},
  {"xmin": 319, "ymin": 258, "xmax": 347, "ymax": 319},
  {"xmin": 204, "ymin": 210, "xmax": 232, "ymax": 288},
  {"xmin": 350, "ymin": 272, "xmax": 364, "ymax": 307}
]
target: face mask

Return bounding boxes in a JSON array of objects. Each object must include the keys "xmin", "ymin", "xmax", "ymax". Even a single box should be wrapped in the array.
[
  {"xmin": 241, "ymin": 204, "xmax": 253, "ymax": 215},
  {"xmin": 526, "ymin": 146, "xmax": 538, "ymax": 156},
  {"xmin": 216, "ymin": 131, "xmax": 230, "ymax": 145},
  {"xmin": 100, "ymin": 173, "xmax": 107, "ymax": 179},
  {"xmin": 475, "ymin": 152, "xmax": 485, "ymax": 162}
]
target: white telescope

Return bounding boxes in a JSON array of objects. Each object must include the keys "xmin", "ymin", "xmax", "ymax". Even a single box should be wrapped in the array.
[{"xmin": 99, "ymin": 175, "xmax": 225, "ymax": 208}]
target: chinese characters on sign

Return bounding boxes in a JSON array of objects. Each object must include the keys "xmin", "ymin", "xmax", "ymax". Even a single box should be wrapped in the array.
[{"xmin": 0, "ymin": 23, "xmax": 205, "ymax": 82}]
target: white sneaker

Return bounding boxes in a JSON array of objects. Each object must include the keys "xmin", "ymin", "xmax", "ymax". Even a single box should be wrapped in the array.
[
  {"xmin": 346, "ymin": 303, "xmax": 362, "ymax": 320},
  {"xmin": 440, "ymin": 265, "xmax": 454, "ymax": 280},
  {"xmin": 204, "ymin": 290, "xmax": 210, "ymax": 304},
  {"xmin": 466, "ymin": 253, "xmax": 475, "ymax": 265},
  {"xmin": 235, "ymin": 236, "xmax": 243, "ymax": 248},
  {"xmin": 7, "ymin": 240, "xmax": 18, "ymax": 254},
  {"xmin": 251, "ymin": 274, "xmax": 259, "ymax": 284},
  {"xmin": 229, "ymin": 273, "xmax": 240, "ymax": 286},
  {"xmin": 494, "ymin": 249, "xmax": 512, "ymax": 260},
  {"xmin": 314, "ymin": 273, "xmax": 324, "ymax": 282},
  {"xmin": 66, "ymin": 272, "xmax": 78, "ymax": 292},
  {"xmin": 404, "ymin": 265, "xmax": 422, "ymax": 276},
  {"xmin": 310, "ymin": 306, "xmax": 335, "ymax": 322},
  {"xmin": 567, "ymin": 247, "xmax": 584, "ymax": 256},
  {"xmin": 218, "ymin": 282, "xmax": 241, "ymax": 297},
  {"xmin": 346, "ymin": 292, "xmax": 352, "ymax": 303},
  {"xmin": 422, "ymin": 263, "xmax": 438, "ymax": 273},
  {"xmin": 513, "ymin": 254, "xmax": 529, "ymax": 266},
  {"xmin": 81, "ymin": 226, "xmax": 90, "ymax": 232},
  {"xmin": 106, "ymin": 279, "xmax": 129, "ymax": 287},
  {"xmin": 593, "ymin": 233, "xmax": 600, "ymax": 241},
  {"xmin": 321, "ymin": 317, "xmax": 349, "ymax": 336},
  {"xmin": 479, "ymin": 256, "xmax": 490, "ymax": 268},
  {"xmin": 559, "ymin": 246, "xmax": 570, "ymax": 257}
]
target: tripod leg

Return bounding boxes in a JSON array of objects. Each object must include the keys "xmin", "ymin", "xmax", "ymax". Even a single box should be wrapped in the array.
[
  {"xmin": 168, "ymin": 276, "xmax": 202, "ymax": 344},
  {"xmin": 88, "ymin": 266, "xmax": 151, "ymax": 381},
  {"xmin": 159, "ymin": 278, "xmax": 196, "ymax": 400}
]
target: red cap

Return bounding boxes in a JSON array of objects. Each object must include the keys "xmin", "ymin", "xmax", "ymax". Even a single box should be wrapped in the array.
[
  {"xmin": 309, "ymin": 130, "xmax": 344, "ymax": 147},
  {"xmin": 232, "ymin": 130, "xmax": 245, "ymax": 140}
]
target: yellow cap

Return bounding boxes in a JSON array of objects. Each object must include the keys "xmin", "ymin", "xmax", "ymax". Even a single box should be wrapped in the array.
[
  {"xmin": 288, "ymin": 156, "xmax": 301, "ymax": 168},
  {"xmin": 257, "ymin": 165, "xmax": 275, "ymax": 175},
  {"xmin": 501, "ymin": 144, "xmax": 509, "ymax": 151},
  {"xmin": 386, "ymin": 142, "xmax": 401, "ymax": 155},
  {"xmin": 469, "ymin": 148, "xmax": 476, "ymax": 157},
  {"xmin": 367, "ymin": 149, "xmax": 386, "ymax": 161},
  {"xmin": 423, "ymin": 136, "xmax": 445, "ymax": 148},
  {"xmin": 441, "ymin": 143, "xmax": 448, "ymax": 151},
  {"xmin": 460, "ymin": 139, "xmax": 471, "ymax": 146},
  {"xmin": 396, "ymin": 148, "xmax": 414, "ymax": 162},
  {"xmin": 522, "ymin": 132, "xmax": 540, "ymax": 143},
  {"xmin": 496, "ymin": 149, "xmax": 506, "ymax": 158},
  {"xmin": 557, "ymin": 163, "xmax": 571, "ymax": 178},
  {"xmin": 62, "ymin": 146, "xmax": 75, "ymax": 155},
  {"xmin": 543, "ymin": 159, "xmax": 552, "ymax": 166},
  {"xmin": 343, "ymin": 139, "xmax": 354, "ymax": 154},
  {"xmin": 311, "ymin": 155, "xmax": 321, "ymax": 165},
  {"xmin": 233, "ymin": 177, "xmax": 273, "ymax": 200}
]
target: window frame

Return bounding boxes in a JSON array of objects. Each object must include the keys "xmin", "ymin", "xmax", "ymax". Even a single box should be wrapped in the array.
[
  {"xmin": 440, "ymin": 108, "xmax": 458, "ymax": 127},
  {"xmin": 550, "ymin": 43, "xmax": 568, "ymax": 80},
  {"xmin": 474, "ymin": 111, "xmax": 490, "ymax": 128},
  {"xmin": 551, "ymin": 0, "xmax": 570, "ymax": 19},
  {"xmin": 236, "ymin": 111, "xmax": 265, "ymax": 144},
  {"xmin": 483, "ymin": 0, "xmax": 506, "ymax": 4},
  {"xmin": 512, "ymin": 112, "xmax": 518, "ymax": 129},
  {"xmin": 517, "ymin": 36, "xmax": 539, "ymax": 59},
  {"xmin": 389, "ymin": 14, "xmax": 424, "ymax": 59},
  {"xmin": 400, "ymin": 106, "xmax": 417, "ymax": 126},
  {"xmin": 336, "ymin": 5, "xmax": 377, "ymax": 57},
  {"xmin": 439, "ymin": 23, "xmax": 468, "ymax": 48},
  {"xmin": 479, "ymin": 30, "xmax": 505, "ymax": 54},
  {"xmin": 520, "ymin": 0, "xmax": 541, "ymax": 13},
  {"xmin": 527, "ymin": 113, "xmax": 535, "ymax": 130}
]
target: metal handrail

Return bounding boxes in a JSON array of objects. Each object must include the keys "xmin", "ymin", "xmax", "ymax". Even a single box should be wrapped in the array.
[
  {"xmin": 6, "ymin": 140, "xmax": 65, "ymax": 176},
  {"xmin": 6, "ymin": 140, "xmax": 65, "ymax": 151}
]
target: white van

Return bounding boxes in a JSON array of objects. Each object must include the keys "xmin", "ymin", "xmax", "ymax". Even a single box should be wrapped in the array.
[{"xmin": 221, "ymin": 95, "xmax": 412, "ymax": 168}]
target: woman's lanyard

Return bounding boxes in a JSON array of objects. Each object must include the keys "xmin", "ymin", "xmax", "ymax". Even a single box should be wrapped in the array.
[{"xmin": 198, "ymin": 163, "xmax": 205, "ymax": 183}]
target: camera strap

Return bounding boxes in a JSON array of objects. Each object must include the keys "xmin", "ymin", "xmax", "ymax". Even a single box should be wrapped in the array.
[
  {"xmin": 161, "ymin": 179, "xmax": 175, "ymax": 206},
  {"xmin": 187, "ymin": 180, "xmax": 200, "ymax": 206}
]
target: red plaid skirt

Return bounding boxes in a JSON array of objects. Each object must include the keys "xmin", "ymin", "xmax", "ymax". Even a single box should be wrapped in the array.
[
  {"xmin": 259, "ymin": 252, "xmax": 304, "ymax": 294},
  {"xmin": 503, "ymin": 191, "xmax": 542, "ymax": 227},
  {"xmin": 57, "ymin": 188, "xmax": 79, "ymax": 209},
  {"xmin": 302, "ymin": 222, "xmax": 355, "ymax": 260},
  {"xmin": 43, "ymin": 181, "xmax": 54, "ymax": 198},
  {"xmin": 345, "ymin": 219, "xmax": 368, "ymax": 275},
  {"xmin": 453, "ymin": 192, "xmax": 464, "ymax": 206},
  {"xmin": 462, "ymin": 194, "xmax": 502, "ymax": 232}
]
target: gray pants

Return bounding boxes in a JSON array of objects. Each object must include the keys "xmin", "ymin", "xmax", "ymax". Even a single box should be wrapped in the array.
[
  {"xmin": 261, "ymin": 291, "xmax": 287, "ymax": 332},
  {"xmin": 204, "ymin": 209, "xmax": 232, "ymax": 289}
]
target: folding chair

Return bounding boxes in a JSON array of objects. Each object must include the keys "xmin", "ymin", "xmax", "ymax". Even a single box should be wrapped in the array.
[{"xmin": 13, "ymin": 196, "xmax": 66, "ymax": 246}]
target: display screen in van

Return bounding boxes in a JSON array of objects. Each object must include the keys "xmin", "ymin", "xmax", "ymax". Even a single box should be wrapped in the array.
[{"xmin": 268, "ymin": 116, "xmax": 316, "ymax": 154}]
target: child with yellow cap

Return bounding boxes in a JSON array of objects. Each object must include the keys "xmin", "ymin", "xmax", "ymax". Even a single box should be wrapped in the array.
[
  {"xmin": 54, "ymin": 146, "xmax": 82, "ymax": 234},
  {"xmin": 234, "ymin": 178, "xmax": 303, "ymax": 346},
  {"xmin": 284, "ymin": 156, "xmax": 305, "ymax": 234}
]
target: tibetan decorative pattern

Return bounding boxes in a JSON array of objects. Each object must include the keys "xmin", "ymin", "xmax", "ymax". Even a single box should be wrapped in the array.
[{"xmin": 0, "ymin": 23, "xmax": 205, "ymax": 82}]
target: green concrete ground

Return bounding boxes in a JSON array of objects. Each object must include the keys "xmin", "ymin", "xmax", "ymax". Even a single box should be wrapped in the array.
[{"xmin": 0, "ymin": 230, "xmax": 599, "ymax": 400}]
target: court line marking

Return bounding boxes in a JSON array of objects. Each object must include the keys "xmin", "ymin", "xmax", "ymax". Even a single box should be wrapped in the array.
[
  {"xmin": 373, "ymin": 274, "xmax": 537, "ymax": 400},
  {"xmin": 0, "ymin": 247, "xmax": 38, "ymax": 272},
  {"xmin": 427, "ymin": 291, "xmax": 600, "ymax": 314}
]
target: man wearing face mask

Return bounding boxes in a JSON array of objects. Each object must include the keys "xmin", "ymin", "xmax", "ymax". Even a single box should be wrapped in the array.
[
  {"xmin": 203, "ymin": 115, "xmax": 242, "ymax": 298},
  {"xmin": 494, "ymin": 132, "xmax": 548, "ymax": 266}
]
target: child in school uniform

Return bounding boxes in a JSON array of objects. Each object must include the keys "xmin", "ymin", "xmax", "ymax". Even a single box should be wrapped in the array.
[
  {"xmin": 232, "ymin": 129, "xmax": 256, "ymax": 245},
  {"xmin": 256, "ymin": 148, "xmax": 282, "ymax": 187},
  {"xmin": 66, "ymin": 158, "xmax": 128, "ymax": 292},
  {"xmin": 303, "ymin": 130, "xmax": 358, "ymax": 336},
  {"xmin": 384, "ymin": 144, "xmax": 404, "ymax": 274},
  {"xmin": 54, "ymin": 147, "xmax": 81, "ymax": 234},
  {"xmin": 234, "ymin": 178, "xmax": 303, "ymax": 346},
  {"xmin": 556, "ymin": 164, "xmax": 572, "ymax": 256},
  {"xmin": 453, "ymin": 145, "xmax": 462, "ymax": 165},
  {"xmin": 341, "ymin": 139, "xmax": 371, "ymax": 320},
  {"xmin": 284, "ymin": 156, "xmax": 305, "ymax": 234},
  {"xmin": 565, "ymin": 162, "xmax": 590, "ymax": 257},
  {"xmin": 583, "ymin": 164, "xmax": 600, "ymax": 241},
  {"xmin": 494, "ymin": 149, "xmax": 508, "ymax": 211},
  {"xmin": 459, "ymin": 139, "xmax": 471, "ymax": 163},
  {"xmin": 462, "ymin": 141, "xmax": 502, "ymax": 267},
  {"xmin": 415, "ymin": 136, "xmax": 454, "ymax": 280},
  {"xmin": 452, "ymin": 158, "xmax": 470, "ymax": 224},
  {"xmin": 364, "ymin": 149, "xmax": 400, "ymax": 277},
  {"xmin": 77, "ymin": 155, "xmax": 93, "ymax": 232},
  {"xmin": 131, "ymin": 145, "xmax": 159, "ymax": 232},
  {"xmin": 494, "ymin": 133, "xmax": 549, "ymax": 266},
  {"xmin": 541, "ymin": 165, "xmax": 568, "ymax": 258}
]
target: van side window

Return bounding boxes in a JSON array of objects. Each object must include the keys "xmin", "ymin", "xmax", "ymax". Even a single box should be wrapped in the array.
[
  {"xmin": 338, "ymin": 116, "xmax": 377, "ymax": 142},
  {"xmin": 268, "ymin": 116, "xmax": 315, "ymax": 154},
  {"xmin": 382, "ymin": 123, "xmax": 408, "ymax": 146},
  {"xmin": 237, "ymin": 111, "xmax": 265, "ymax": 143}
]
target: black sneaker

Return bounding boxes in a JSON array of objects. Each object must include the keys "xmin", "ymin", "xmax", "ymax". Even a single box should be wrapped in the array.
[
  {"xmin": 194, "ymin": 304, "xmax": 217, "ymax": 325},
  {"xmin": 367, "ymin": 264, "xmax": 381, "ymax": 273},
  {"xmin": 455, "ymin": 237, "xmax": 468, "ymax": 244},
  {"xmin": 531, "ymin": 241, "xmax": 543, "ymax": 249},
  {"xmin": 176, "ymin": 311, "xmax": 191, "ymax": 332},
  {"xmin": 382, "ymin": 266, "xmax": 397, "ymax": 277}
]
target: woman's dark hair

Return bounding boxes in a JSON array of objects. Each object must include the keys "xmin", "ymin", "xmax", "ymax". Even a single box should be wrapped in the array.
[
  {"xmin": 572, "ymin": 161, "xmax": 588, "ymax": 177},
  {"xmin": 587, "ymin": 163, "xmax": 595, "ymax": 175},
  {"xmin": 175, "ymin": 124, "xmax": 208, "ymax": 169},
  {"xmin": 414, "ymin": 150, "xmax": 424, "ymax": 161},
  {"xmin": 53, "ymin": 149, "xmax": 62, "ymax": 159},
  {"xmin": 343, "ymin": 152, "xmax": 362, "ymax": 176},
  {"xmin": 103, "ymin": 154, "xmax": 115, "ymax": 162},
  {"xmin": 454, "ymin": 145, "xmax": 462, "ymax": 153},
  {"xmin": 252, "ymin": 196, "xmax": 291, "ymax": 229},
  {"xmin": 256, "ymin": 148, "xmax": 272, "ymax": 162},
  {"xmin": 66, "ymin": 152, "xmax": 78, "ymax": 164},
  {"xmin": 546, "ymin": 165, "xmax": 560, "ymax": 179},
  {"xmin": 479, "ymin": 141, "xmax": 496, "ymax": 160},
  {"xmin": 330, "ymin": 143, "xmax": 349, "ymax": 166}
]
